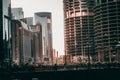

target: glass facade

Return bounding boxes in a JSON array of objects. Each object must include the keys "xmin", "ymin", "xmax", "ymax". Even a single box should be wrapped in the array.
[
  {"xmin": 0, "ymin": 0, "xmax": 12, "ymax": 67},
  {"xmin": 0, "ymin": 0, "xmax": 3, "ymax": 67}
]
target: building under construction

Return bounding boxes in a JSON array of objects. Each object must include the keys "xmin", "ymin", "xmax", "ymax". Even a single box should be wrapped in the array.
[
  {"xmin": 94, "ymin": 0, "xmax": 120, "ymax": 63},
  {"xmin": 63, "ymin": 0, "xmax": 95, "ymax": 63}
]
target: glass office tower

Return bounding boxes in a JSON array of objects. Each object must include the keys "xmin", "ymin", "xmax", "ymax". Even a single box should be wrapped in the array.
[{"xmin": 0, "ymin": 0, "xmax": 12, "ymax": 68}]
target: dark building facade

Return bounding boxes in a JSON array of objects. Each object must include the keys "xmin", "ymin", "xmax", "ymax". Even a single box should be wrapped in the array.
[
  {"xmin": 0, "ymin": 0, "xmax": 12, "ymax": 68},
  {"xmin": 63, "ymin": 0, "xmax": 95, "ymax": 63},
  {"xmin": 94, "ymin": 0, "xmax": 120, "ymax": 63}
]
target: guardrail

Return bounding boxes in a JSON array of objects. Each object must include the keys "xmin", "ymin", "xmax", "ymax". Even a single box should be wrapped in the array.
[{"xmin": 0, "ymin": 63, "xmax": 120, "ymax": 72}]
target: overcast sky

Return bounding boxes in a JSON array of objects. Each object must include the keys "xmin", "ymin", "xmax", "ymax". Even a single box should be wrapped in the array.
[{"xmin": 11, "ymin": 0, "xmax": 64, "ymax": 56}]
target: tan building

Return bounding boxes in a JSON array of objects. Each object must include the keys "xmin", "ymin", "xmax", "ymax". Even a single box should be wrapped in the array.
[
  {"xmin": 64, "ymin": 54, "xmax": 72, "ymax": 64},
  {"xmin": 52, "ymin": 49, "xmax": 58, "ymax": 65},
  {"xmin": 57, "ymin": 55, "xmax": 64, "ymax": 65},
  {"xmin": 31, "ymin": 24, "xmax": 42, "ymax": 65},
  {"xmin": 71, "ymin": 55, "xmax": 92, "ymax": 64}
]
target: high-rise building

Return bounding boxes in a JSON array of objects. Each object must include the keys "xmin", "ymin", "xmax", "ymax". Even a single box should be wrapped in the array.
[
  {"xmin": 21, "ymin": 17, "xmax": 33, "ymax": 26},
  {"xmin": 25, "ymin": 17, "xmax": 33, "ymax": 26},
  {"xmin": 0, "ymin": 0, "xmax": 12, "ymax": 68},
  {"xmin": 11, "ymin": 8, "xmax": 24, "ymax": 20},
  {"xmin": 30, "ymin": 24, "xmax": 42, "ymax": 64},
  {"xmin": 34, "ymin": 12, "xmax": 53, "ymax": 65},
  {"xmin": 63, "ymin": 0, "xmax": 95, "ymax": 63},
  {"xmin": 11, "ymin": 7, "xmax": 34, "ymax": 65},
  {"xmin": 52, "ymin": 49, "xmax": 58, "ymax": 64},
  {"xmin": 11, "ymin": 20, "xmax": 33, "ymax": 65},
  {"xmin": 94, "ymin": 0, "xmax": 120, "ymax": 63}
]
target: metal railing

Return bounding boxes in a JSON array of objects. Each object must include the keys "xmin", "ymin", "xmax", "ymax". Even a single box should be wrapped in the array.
[{"xmin": 1, "ymin": 63, "xmax": 120, "ymax": 72}]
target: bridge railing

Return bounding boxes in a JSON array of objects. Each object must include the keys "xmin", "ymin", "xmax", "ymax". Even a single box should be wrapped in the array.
[{"xmin": 0, "ymin": 62, "xmax": 120, "ymax": 72}]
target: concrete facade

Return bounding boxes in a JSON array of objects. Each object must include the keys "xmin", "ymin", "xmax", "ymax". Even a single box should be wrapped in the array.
[
  {"xmin": 63, "ymin": 0, "xmax": 95, "ymax": 63},
  {"xmin": 34, "ymin": 12, "xmax": 53, "ymax": 65}
]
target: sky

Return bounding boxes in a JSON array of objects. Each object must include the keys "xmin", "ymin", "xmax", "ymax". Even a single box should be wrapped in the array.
[{"xmin": 11, "ymin": 0, "xmax": 64, "ymax": 56}]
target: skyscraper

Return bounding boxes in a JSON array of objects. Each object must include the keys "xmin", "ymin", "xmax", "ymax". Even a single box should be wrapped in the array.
[
  {"xmin": 63, "ymin": 0, "xmax": 95, "ymax": 63},
  {"xmin": 20, "ymin": 17, "xmax": 33, "ymax": 26},
  {"xmin": 0, "ymin": 0, "xmax": 12, "ymax": 68},
  {"xmin": 34, "ymin": 12, "xmax": 53, "ymax": 65},
  {"xmin": 24, "ymin": 17, "xmax": 33, "ymax": 26},
  {"xmin": 94, "ymin": 0, "xmax": 120, "ymax": 63},
  {"xmin": 11, "ymin": 20, "xmax": 33, "ymax": 65},
  {"xmin": 30, "ymin": 24, "xmax": 42, "ymax": 64},
  {"xmin": 11, "ymin": 8, "xmax": 24, "ymax": 20}
]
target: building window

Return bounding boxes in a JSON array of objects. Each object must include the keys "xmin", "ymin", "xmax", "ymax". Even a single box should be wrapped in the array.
[
  {"xmin": 101, "ymin": 0, "xmax": 107, "ymax": 3},
  {"xmin": 69, "ymin": 0, "xmax": 73, "ymax": 2},
  {"xmin": 96, "ymin": 0, "xmax": 100, "ymax": 5},
  {"xmin": 108, "ymin": 0, "xmax": 113, "ymax": 2}
]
